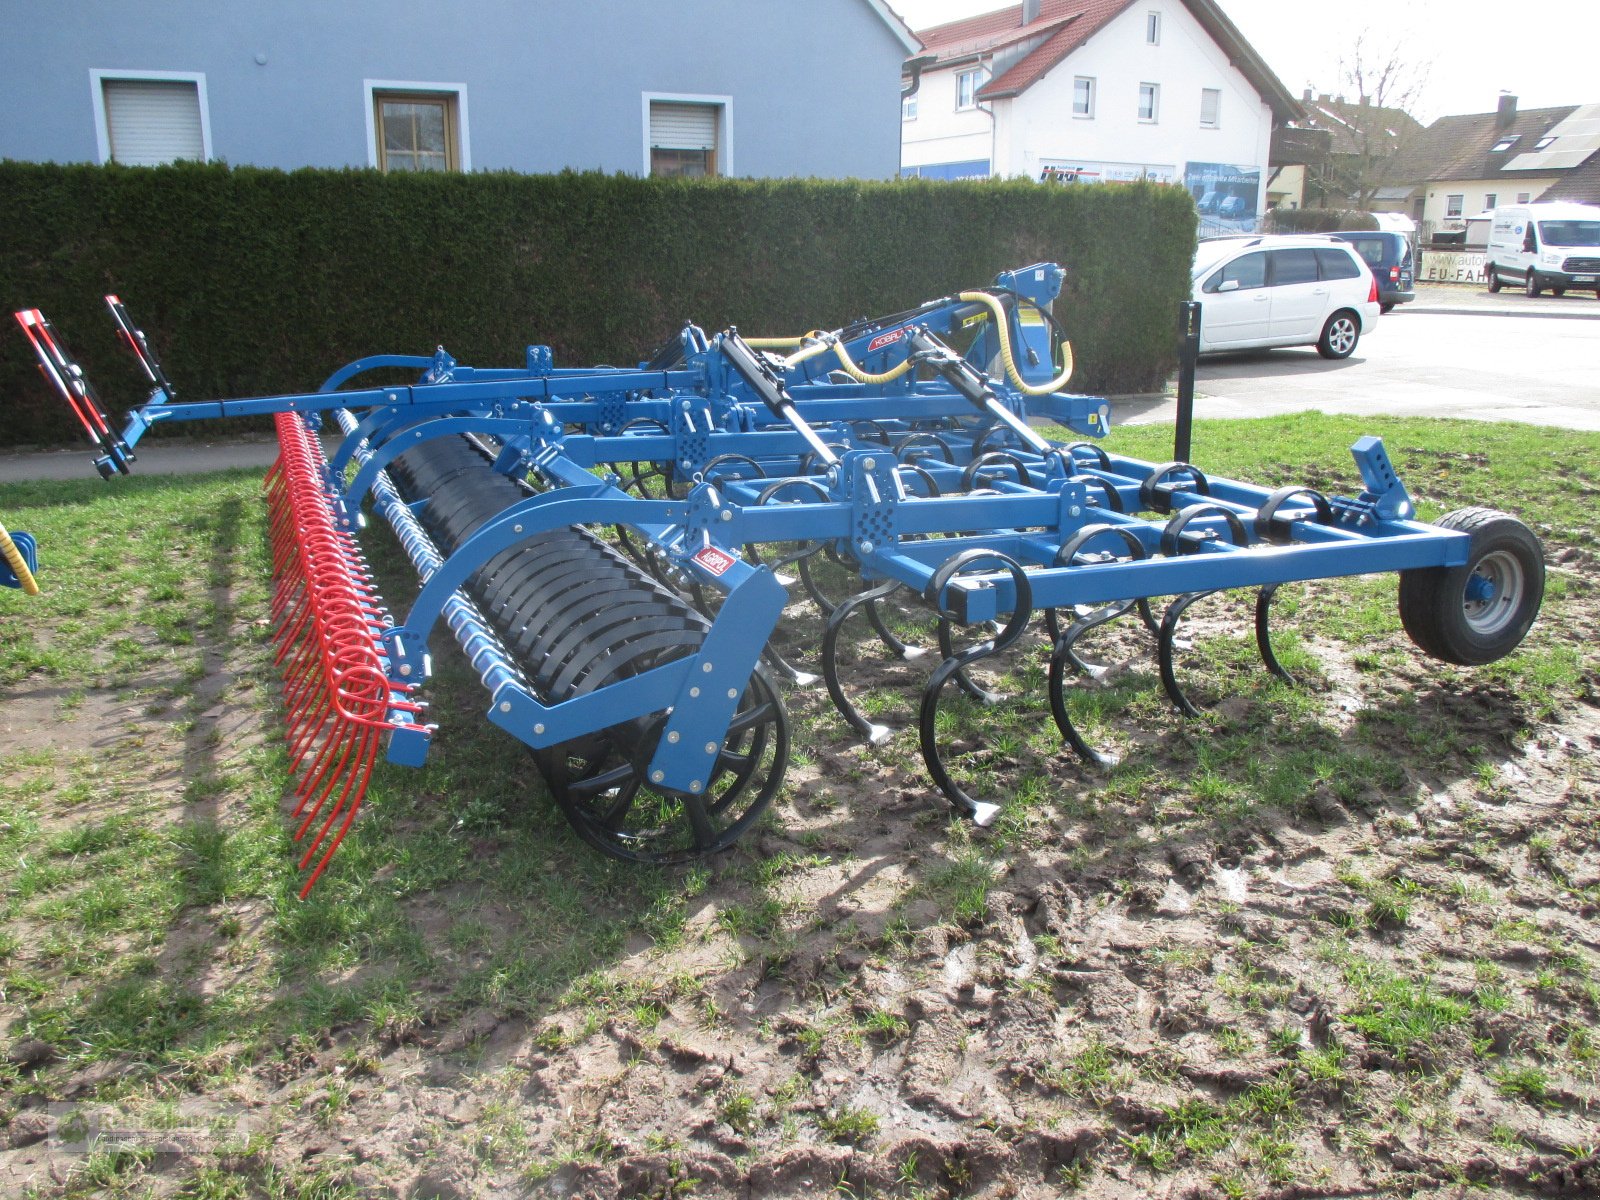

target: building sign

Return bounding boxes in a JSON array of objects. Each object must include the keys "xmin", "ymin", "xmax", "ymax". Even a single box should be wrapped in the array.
[
  {"xmin": 1184, "ymin": 162, "xmax": 1261, "ymax": 224},
  {"xmin": 1419, "ymin": 250, "xmax": 1485, "ymax": 283},
  {"xmin": 901, "ymin": 160, "xmax": 990, "ymax": 181},
  {"xmin": 1039, "ymin": 160, "xmax": 1175, "ymax": 185}
]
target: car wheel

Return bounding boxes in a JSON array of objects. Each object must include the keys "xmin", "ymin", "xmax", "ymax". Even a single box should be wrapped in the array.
[
  {"xmin": 1526, "ymin": 272, "xmax": 1543, "ymax": 297},
  {"xmin": 1485, "ymin": 266, "xmax": 1501, "ymax": 293},
  {"xmin": 1554, "ymin": 287, "xmax": 1567, "ymax": 297},
  {"xmin": 1315, "ymin": 311, "xmax": 1360, "ymax": 359},
  {"xmin": 1380, "ymin": 302, "xmax": 1395, "ymax": 314}
]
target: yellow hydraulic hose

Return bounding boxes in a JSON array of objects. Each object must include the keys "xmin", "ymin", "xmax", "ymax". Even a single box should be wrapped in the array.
[
  {"xmin": 810, "ymin": 336, "xmax": 919, "ymax": 385},
  {"xmin": 0, "ymin": 520, "xmax": 40, "ymax": 596},
  {"xmin": 957, "ymin": 291, "xmax": 1075, "ymax": 395}
]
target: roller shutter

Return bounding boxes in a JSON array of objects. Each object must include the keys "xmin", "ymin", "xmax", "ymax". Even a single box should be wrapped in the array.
[{"xmin": 103, "ymin": 79, "xmax": 204, "ymax": 165}]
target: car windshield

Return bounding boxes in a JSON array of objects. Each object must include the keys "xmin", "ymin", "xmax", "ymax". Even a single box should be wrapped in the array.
[{"xmin": 1536, "ymin": 220, "xmax": 1600, "ymax": 247}]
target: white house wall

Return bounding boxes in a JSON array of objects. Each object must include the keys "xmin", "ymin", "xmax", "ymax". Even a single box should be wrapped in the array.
[{"xmin": 903, "ymin": 0, "xmax": 1273, "ymax": 210}]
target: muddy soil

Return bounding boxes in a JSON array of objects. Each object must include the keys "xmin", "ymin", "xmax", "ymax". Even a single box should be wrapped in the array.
[{"xmin": 3, "ymin": 535, "xmax": 1598, "ymax": 1200}]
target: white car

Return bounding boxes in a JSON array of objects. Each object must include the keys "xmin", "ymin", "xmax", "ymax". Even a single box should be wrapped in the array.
[{"xmin": 1191, "ymin": 235, "xmax": 1382, "ymax": 359}]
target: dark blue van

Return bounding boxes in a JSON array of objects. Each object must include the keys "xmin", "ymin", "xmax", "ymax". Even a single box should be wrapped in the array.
[{"xmin": 1331, "ymin": 231, "xmax": 1416, "ymax": 312}]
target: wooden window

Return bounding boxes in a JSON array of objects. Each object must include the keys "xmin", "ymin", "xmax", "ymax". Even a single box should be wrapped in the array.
[{"xmin": 374, "ymin": 91, "xmax": 459, "ymax": 172}]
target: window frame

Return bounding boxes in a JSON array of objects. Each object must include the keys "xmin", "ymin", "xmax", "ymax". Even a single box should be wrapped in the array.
[
  {"xmin": 1200, "ymin": 87, "xmax": 1220, "ymax": 129},
  {"xmin": 641, "ymin": 92, "xmax": 734, "ymax": 178},
  {"xmin": 90, "ymin": 69, "xmax": 212, "ymax": 165},
  {"xmin": 1073, "ymin": 76, "xmax": 1095, "ymax": 119},
  {"xmin": 1146, "ymin": 11, "xmax": 1161, "ymax": 44},
  {"xmin": 1445, "ymin": 193, "xmax": 1464, "ymax": 218},
  {"xmin": 1516, "ymin": 192, "xmax": 1531, "ymax": 204},
  {"xmin": 1484, "ymin": 193, "xmax": 1497, "ymax": 210},
  {"xmin": 1534, "ymin": 135, "xmax": 1556, "ymax": 151},
  {"xmin": 1138, "ymin": 82, "xmax": 1160, "ymax": 123},
  {"xmin": 902, "ymin": 95, "xmax": 918, "ymax": 122},
  {"xmin": 1490, "ymin": 135, "xmax": 1518, "ymax": 153},
  {"xmin": 956, "ymin": 69, "xmax": 983, "ymax": 111},
  {"xmin": 364, "ymin": 80, "xmax": 470, "ymax": 172}
]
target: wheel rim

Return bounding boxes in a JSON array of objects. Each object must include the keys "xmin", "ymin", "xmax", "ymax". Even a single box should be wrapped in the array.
[
  {"xmin": 542, "ymin": 668, "xmax": 788, "ymax": 863},
  {"xmin": 1462, "ymin": 549, "xmax": 1527, "ymax": 637},
  {"xmin": 1329, "ymin": 318, "xmax": 1357, "ymax": 355}
]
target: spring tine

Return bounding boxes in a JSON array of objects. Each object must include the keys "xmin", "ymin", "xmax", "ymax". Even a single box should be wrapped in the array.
[
  {"xmin": 1255, "ymin": 584, "xmax": 1296, "ymax": 683},
  {"xmin": 263, "ymin": 411, "xmax": 415, "ymax": 894},
  {"xmin": 821, "ymin": 581, "xmax": 904, "ymax": 745},
  {"xmin": 917, "ymin": 553, "xmax": 1033, "ymax": 827},
  {"xmin": 1158, "ymin": 590, "xmax": 1219, "ymax": 718}
]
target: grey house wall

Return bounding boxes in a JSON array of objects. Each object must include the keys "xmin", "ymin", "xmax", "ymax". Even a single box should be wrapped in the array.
[{"xmin": 0, "ymin": 0, "xmax": 908, "ymax": 178}]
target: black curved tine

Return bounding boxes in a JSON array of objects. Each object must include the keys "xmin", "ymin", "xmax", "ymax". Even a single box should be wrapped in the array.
[
  {"xmin": 1158, "ymin": 590, "xmax": 1220, "ymax": 718},
  {"xmin": 1255, "ymin": 583, "xmax": 1295, "ymax": 684},
  {"xmin": 822, "ymin": 581, "xmax": 905, "ymax": 744},
  {"xmin": 1047, "ymin": 634, "xmax": 1120, "ymax": 767},
  {"xmin": 1048, "ymin": 598, "xmax": 1141, "ymax": 678},
  {"xmin": 1136, "ymin": 596, "xmax": 1162, "ymax": 638},
  {"xmin": 936, "ymin": 612, "xmax": 1010, "ymax": 703},
  {"xmin": 762, "ymin": 642, "xmax": 819, "ymax": 688},
  {"xmin": 918, "ymin": 555, "xmax": 1033, "ymax": 827},
  {"xmin": 866, "ymin": 594, "xmax": 929, "ymax": 660}
]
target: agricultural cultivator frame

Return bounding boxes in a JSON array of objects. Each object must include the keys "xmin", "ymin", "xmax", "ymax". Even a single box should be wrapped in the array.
[{"xmin": 12, "ymin": 266, "xmax": 1545, "ymax": 892}]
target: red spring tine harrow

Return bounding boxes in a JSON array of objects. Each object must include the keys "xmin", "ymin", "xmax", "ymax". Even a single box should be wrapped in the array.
[{"xmin": 266, "ymin": 412, "xmax": 425, "ymax": 896}]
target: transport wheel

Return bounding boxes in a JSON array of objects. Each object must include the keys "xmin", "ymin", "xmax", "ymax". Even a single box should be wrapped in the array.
[
  {"xmin": 1398, "ymin": 507, "xmax": 1544, "ymax": 666},
  {"xmin": 539, "ymin": 666, "xmax": 789, "ymax": 864},
  {"xmin": 1316, "ymin": 311, "xmax": 1360, "ymax": 359},
  {"xmin": 1485, "ymin": 267, "xmax": 1501, "ymax": 293},
  {"xmin": 1554, "ymin": 287, "xmax": 1567, "ymax": 297},
  {"xmin": 1526, "ymin": 272, "xmax": 1543, "ymax": 297}
]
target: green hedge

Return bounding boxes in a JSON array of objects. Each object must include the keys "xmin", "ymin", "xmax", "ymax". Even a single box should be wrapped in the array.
[{"xmin": 0, "ymin": 162, "xmax": 1196, "ymax": 448}]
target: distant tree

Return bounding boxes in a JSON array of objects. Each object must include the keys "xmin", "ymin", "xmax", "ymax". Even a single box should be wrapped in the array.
[{"xmin": 1331, "ymin": 33, "xmax": 1430, "ymax": 209}]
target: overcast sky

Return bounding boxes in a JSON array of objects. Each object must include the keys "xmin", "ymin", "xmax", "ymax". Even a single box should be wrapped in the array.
[{"xmin": 887, "ymin": 0, "xmax": 1599, "ymax": 123}]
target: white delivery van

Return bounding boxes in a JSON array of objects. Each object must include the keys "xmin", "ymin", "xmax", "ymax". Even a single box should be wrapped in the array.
[{"xmin": 1484, "ymin": 202, "xmax": 1600, "ymax": 297}]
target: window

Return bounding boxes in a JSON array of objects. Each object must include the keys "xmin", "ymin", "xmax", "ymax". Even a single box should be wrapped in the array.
[
  {"xmin": 1490, "ymin": 135, "xmax": 1518, "ymax": 152},
  {"xmin": 1073, "ymin": 77, "xmax": 1095, "ymax": 118},
  {"xmin": 957, "ymin": 69, "xmax": 982, "ymax": 111},
  {"xmin": 902, "ymin": 95, "xmax": 918, "ymax": 122},
  {"xmin": 91, "ymin": 70, "xmax": 210, "ymax": 165},
  {"xmin": 1516, "ymin": 192, "xmax": 1531, "ymax": 203},
  {"xmin": 1200, "ymin": 88, "xmax": 1220, "ymax": 128},
  {"xmin": 1146, "ymin": 11, "xmax": 1161, "ymax": 43},
  {"xmin": 1534, "ymin": 135, "xmax": 1556, "ymax": 150},
  {"xmin": 1270, "ymin": 248, "xmax": 1321, "ymax": 285},
  {"xmin": 365, "ymin": 81, "xmax": 469, "ymax": 172},
  {"xmin": 1204, "ymin": 251, "xmax": 1265, "ymax": 293},
  {"xmin": 1484, "ymin": 193, "xmax": 1497, "ymax": 209},
  {"xmin": 1315, "ymin": 248, "xmax": 1362, "ymax": 280},
  {"xmin": 1446, "ymin": 194, "xmax": 1464, "ymax": 218},
  {"xmin": 647, "ymin": 99, "xmax": 726, "ymax": 177},
  {"xmin": 1138, "ymin": 83, "xmax": 1159, "ymax": 123}
]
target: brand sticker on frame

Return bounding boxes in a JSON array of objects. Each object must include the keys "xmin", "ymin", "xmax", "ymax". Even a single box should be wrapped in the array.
[{"xmin": 692, "ymin": 546, "xmax": 737, "ymax": 576}]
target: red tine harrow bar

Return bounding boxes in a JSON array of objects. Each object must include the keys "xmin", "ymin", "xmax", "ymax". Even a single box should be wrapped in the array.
[{"xmin": 266, "ymin": 412, "xmax": 426, "ymax": 896}]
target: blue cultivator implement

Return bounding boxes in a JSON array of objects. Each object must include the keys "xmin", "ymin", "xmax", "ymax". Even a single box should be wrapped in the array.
[{"xmin": 13, "ymin": 266, "xmax": 1544, "ymax": 890}]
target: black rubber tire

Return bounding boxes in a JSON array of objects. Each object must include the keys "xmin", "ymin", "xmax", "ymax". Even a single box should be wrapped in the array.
[
  {"xmin": 1380, "ymin": 302, "xmax": 1395, "ymax": 314},
  {"xmin": 1398, "ymin": 507, "xmax": 1544, "ymax": 666},
  {"xmin": 1485, "ymin": 266, "xmax": 1501, "ymax": 293},
  {"xmin": 1554, "ymin": 287, "xmax": 1567, "ymax": 297},
  {"xmin": 1316, "ymin": 310, "xmax": 1360, "ymax": 359},
  {"xmin": 1526, "ymin": 272, "xmax": 1543, "ymax": 298}
]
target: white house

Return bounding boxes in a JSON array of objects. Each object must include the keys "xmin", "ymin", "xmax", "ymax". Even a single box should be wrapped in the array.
[{"xmin": 900, "ymin": 0, "xmax": 1298, "ymax": 224}]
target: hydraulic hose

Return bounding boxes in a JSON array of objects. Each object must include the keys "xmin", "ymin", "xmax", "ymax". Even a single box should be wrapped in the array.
[
  {"xmin": 956, "ymin": 290, "xmax": 1075, "ymax": 395},
  {"xmin": 0, "ymin": 520, "xmax": 39, "ymax": 596}
]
